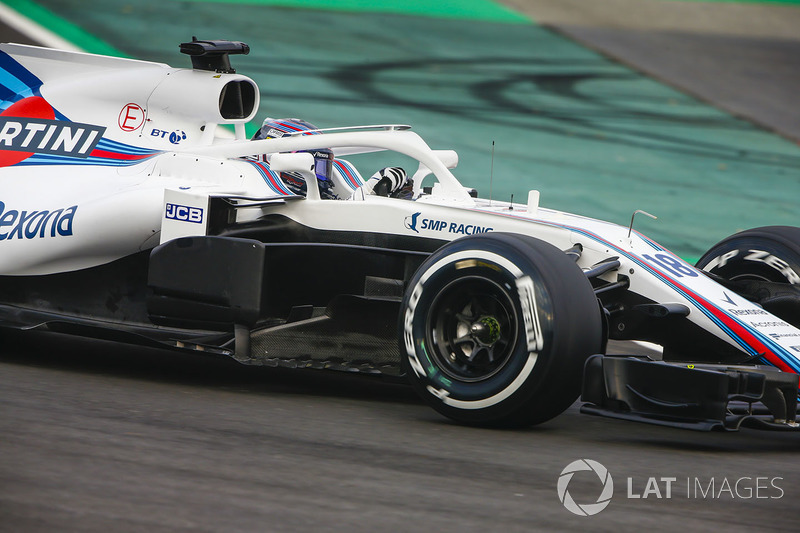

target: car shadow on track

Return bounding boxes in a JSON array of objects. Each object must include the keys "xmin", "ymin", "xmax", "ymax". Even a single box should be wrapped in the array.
[
  {"xmin": 0, "ymin": 330, "xmax": 422, "ymax": 405},
  {"xmin": 2, "ymin": 331, "xmax": 798, "ymax": 451}
]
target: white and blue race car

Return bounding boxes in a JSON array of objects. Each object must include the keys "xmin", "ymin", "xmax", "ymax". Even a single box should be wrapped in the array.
[{"xmin": 1, "ymin": 39, "xmax": 798, "ymax": 430}]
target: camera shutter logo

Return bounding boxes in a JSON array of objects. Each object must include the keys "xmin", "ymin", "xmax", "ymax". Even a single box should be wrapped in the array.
[{"xmin": 557, "ymin": 459, "xmax": 614, "ymax": 516}]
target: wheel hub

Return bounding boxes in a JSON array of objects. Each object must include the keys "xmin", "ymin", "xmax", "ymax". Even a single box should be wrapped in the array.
[
  {"xmin": 470, "ymin": 316, "xmax": 502, "ymax": 346},
  {"xmin": 428, "ymin": 276, "xmax": 518, "ymax": 382}
]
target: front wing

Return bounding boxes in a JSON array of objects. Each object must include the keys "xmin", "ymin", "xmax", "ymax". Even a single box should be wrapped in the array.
[{"xmin": 581, "ymin": 354, "xmax": 800, "ymax": 431}]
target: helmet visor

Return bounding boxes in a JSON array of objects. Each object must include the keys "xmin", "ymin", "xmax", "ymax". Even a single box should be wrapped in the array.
[{"xmin": 312, "ymin": 150, "xmax": 333, "ymax": 182}]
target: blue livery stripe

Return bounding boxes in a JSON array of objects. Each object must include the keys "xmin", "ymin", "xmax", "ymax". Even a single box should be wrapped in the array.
[
  {"xmin": 95, "ymin": 137, "xmax": 158, "ymax": 155},
  {"xmin": 248, "ymin": 161, "xmax": 295, "ymax": 196},
  {"xmin": 0, "ymin": 51, "xmax": 42, "ymax": 91},
  {"xmin": 272, "ymin": 120, "xmax": 320, "ymax": 135},
  {"xmin": 17, "ymin": 152, "xmax": 160, "ymax": 167},
  {"xmin": 0, "ymin": 51, "xmax": 43, "ymax": 104},
  {"xmin": 333, "ymin": 159, "xmax": 362, "ymax": 190},
  {"xmin": 0, "ymin": 51, "xmax": 43, "ymax": 109}
]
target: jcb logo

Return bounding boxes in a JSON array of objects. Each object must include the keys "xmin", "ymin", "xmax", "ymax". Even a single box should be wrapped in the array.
[{"xmin": 165, "ymin": 203, "xmax": 203, "ymax": 224}]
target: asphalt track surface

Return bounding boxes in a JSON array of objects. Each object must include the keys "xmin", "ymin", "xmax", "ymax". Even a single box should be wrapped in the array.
[
  {"xmin": 1, "ymin": 2, "xmax": 800, "ymax": 532},
  {"xmin": 503, "ymin": 0, "xmax": 800, "ymax": 142},
  {"xmin": 1, "ymin": 334, "xmax": 798, "ymax": 533}
]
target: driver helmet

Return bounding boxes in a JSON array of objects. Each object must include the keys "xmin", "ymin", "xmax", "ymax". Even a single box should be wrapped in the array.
[{"xmin": 252, "ymin": 118, "xmax": 337, "ymax": 199}]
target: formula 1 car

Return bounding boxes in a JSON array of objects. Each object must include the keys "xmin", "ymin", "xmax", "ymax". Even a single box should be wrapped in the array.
[{"xmin": 1, "ymin": 39, "xmax": 798, "ymax": 431}]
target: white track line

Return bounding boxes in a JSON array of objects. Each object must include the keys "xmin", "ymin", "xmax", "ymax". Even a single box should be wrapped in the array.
[{"xmin": 0, "ymin": 2, "xmax": 80, "ymax": 50}]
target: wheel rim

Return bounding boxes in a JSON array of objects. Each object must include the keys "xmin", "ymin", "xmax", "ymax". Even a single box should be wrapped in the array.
[
  {"xmin": 427, "ymin": 276, "xmax": 518, "ymax": 382},
  {"xmin": 729, "ymin": 273, "xmax": 771, "ymax": 282}
]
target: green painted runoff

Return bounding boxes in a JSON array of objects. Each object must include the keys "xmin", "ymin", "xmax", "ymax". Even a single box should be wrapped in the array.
[{"xmin": 182, "ymin": 0, "xmax": 530, "ymax": 22}]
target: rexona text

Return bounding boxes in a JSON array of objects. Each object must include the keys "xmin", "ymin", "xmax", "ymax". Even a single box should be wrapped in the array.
[{"xmin": 0, "ymin": 201, "xmax": 78, "ymax": 240}]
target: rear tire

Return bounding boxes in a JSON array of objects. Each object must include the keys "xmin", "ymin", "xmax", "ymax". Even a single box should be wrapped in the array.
[{"xmin": 400, "ymin": 232, "xmax": 603, "ymax": 427}]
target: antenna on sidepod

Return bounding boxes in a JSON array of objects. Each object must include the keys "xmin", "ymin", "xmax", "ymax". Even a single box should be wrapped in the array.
[{"xmin": 489, "ymin": 141, "xmax": 495, "ymax": 206}]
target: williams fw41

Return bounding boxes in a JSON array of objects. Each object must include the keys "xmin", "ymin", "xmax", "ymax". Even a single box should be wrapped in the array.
[{"xmin": 1, "ymin": 40, "xmax": 799, "ymax": 431}]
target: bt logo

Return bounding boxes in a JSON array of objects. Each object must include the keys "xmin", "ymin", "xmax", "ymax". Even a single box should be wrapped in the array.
[{"xmin": 151, "ymin": 129, "xmax": 187, "ymax": 145}]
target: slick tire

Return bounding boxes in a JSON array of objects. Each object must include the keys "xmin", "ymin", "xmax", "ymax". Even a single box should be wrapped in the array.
[
  {"xmin": 696, "ymin": 226, "xmax": 800, "ymax": 326},
  {"xmin": 400, "ymin": 232, "xmax": 603, "ymax": 427},
  {"xmin": 696, "ymin": 226, "xmax": 800, "ymax": 285}
]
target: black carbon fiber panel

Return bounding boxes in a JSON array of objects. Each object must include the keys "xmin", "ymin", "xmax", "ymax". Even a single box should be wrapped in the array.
[{"xmin": 248, "ymin": 315, "xmax": 402, "ymax": 376}]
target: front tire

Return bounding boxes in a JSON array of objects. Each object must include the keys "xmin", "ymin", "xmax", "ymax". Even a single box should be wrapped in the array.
[
  {"xmin": 696, "ymin": 226, "xmax": 800, "ymax": 285},
  {"xmin": 696, "ymin": 226, "xmax": 800, "ymax": 326},
  {"xmin": 400, "ymin": 233, "xmax": 603, "ymax": 427}
]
